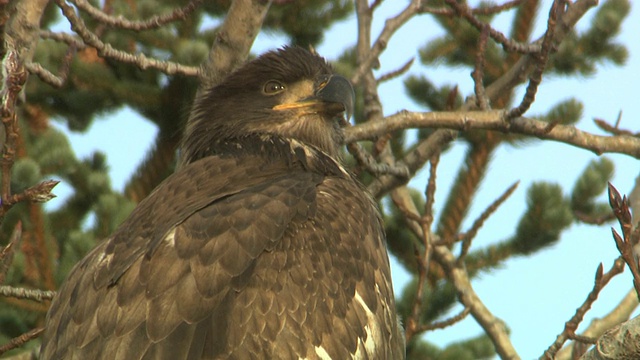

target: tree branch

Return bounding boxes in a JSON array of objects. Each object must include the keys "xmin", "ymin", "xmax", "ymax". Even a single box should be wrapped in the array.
[
  {"xmin": 54, "ymin": 0, "xmax": 199, "ymax": 76},
  {"xmin": 0, "ymin": 285, "xmax": 56, "ymax": 302},
  {"xmin": 197, "ymin": 0, "xmax": 271, "ymax": 91},
  {"xmin": 434, "ymin": 239, "xmax": 519, "ymax": 359},
  {"xmin": 555, "ymin": 289, "xmax": 639, "ymax": 360},
  {"xmin": 542, "ymin": 260, "xmax": 626, "ymax": 359},
  {"xmin": 481, "ymin": 0, "xmax": 598, "ymax": 105},
  {"xmin": 69, "ymin": 0, "xmax": 203, "ymax": 31},
  {"xmin": 345, "ymin": 110, "xmax": 640, "ymax": 159}
]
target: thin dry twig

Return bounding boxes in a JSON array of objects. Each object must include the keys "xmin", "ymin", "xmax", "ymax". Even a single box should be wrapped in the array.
[
  {"xmin": 0, "ymin": 285, "xmax": 56, "ymax": 302},
  {"xmin": 0, "ymin": 50, "xmax": 27, "ymax": 219},
  {"xmin": 347, "ymin": 142, "xmax": 410, "ymax": 178},
  {"xmin": 0, "ymin": 327, "xmax": 44, "ymax": 356},
  {"xmin": 594, "ymin": 112, "xmax": 638, "ymax": 137},
  {"xmin": 419, "ymin": 306, "xmax": 471, "ymax": 332},
  {"xmin": 444, "ymin": 0, "xmax": 540, "ymax": 54},
  {"xmin": 481, "ymin": 0, "xmax": 598, "ymax": 108},
  {"xmin": 54, "ymin": 0, "xmax": 199, "ymax": 76},
  {"xmin": 352, "ymin": 0, "xmax": 422, "ymax": 86},
  {"xmin": 421, "ymin": 0, "xmax": 524, "ymax": 16},
  {"xmin": 39, "ymin": 30, "xmax": 86, "ymax": 49},
  {"xmin": 69, "ymin": 0, "xmax": 202, "ymax": 31},
  {"xmin": 0, "ymin": 222, "xmax": 22, "ymax": 285},
  {"xmin": 423, "ymin": 154, "xmax": 439, "ymax": 232},
  {"xmin": 401, "ymin": 155, "xmax": 439, "ymax": 342},
  {"xmin": 458, "ymin": 181, "xmax": 519, "ymax": 262},
  {"xmin": 369, "ymin": 129, "xmax": 458, "ymax": 199},
  {"xmin": 542, "ymin": 260, "xmax": 626, "ymax": 359},
  {"xmin": 376, "ymin": 57, "xmax": 414, "ymax": 84},
  {"xmin": 472, "ymin": 25, "xmax": 490, "ymax": 110},
  {"xmin": 573, "ymin": 210, "xmax": 615, "ymax": 225},
  {"xmin": 30, "ymin": 40, "xmax": 78, "ymax": 88},
  {"xmin": 507, "ymin": 0, "xmax": 559, "ymax": 119}
]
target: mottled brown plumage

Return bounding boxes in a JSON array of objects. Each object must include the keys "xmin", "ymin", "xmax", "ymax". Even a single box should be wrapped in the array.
[{"xmin": 40, "ymin": 46, "xmax": 404, "ymax": 359}]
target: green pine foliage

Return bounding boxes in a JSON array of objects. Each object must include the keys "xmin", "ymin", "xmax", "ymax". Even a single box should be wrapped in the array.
[{"xmin": 0, "ymin": 0, "xmax": 632, "ymax": 358}]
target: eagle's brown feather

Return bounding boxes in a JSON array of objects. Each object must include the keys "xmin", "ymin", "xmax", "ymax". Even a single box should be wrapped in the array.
[{"xmin": 40, "ymin": 47, "xmax": 404, "ymax": 359}]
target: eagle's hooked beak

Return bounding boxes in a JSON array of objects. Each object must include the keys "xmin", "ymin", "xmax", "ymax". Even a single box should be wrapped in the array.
[{"xmin": 272, "ymin": 75, "xmax": 355, "ymax": 122}]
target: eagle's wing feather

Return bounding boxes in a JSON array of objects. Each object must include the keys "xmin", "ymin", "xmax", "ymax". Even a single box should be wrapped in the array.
[
  {"xmin": 41, "ymin": 152, "xmax": 323, "ymax": 359},
  {"xmin": 41, "ymin": 46, "xmax": 405, "ymax": 360},
  {"xmin": 42, "ymin": 148, "xmax": 403, "ymax": 359}
]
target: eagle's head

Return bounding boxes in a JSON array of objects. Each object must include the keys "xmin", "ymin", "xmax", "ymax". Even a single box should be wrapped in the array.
[{"xmin": 180, "ymin": 46, "xmax": 355, "ymax": 165}]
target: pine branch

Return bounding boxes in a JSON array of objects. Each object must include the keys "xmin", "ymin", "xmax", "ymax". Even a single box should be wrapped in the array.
[
  {"xmin": 436, "ymin": 140, "xmax": 496, "ymax": 246},
  {"xmin": 124, "ymin": 133, "xmax": 180, "ymax": 203}
]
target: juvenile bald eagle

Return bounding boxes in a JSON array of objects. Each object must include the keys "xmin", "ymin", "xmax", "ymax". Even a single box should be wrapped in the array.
[{"xmin": 40, "ymin": 46, "xmax": 404, "ymax": 359}]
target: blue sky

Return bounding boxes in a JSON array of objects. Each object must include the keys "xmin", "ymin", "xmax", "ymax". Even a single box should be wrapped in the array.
[{"xmin": 51, "ymin": 1, "xmax": 639, "ymax": 358}]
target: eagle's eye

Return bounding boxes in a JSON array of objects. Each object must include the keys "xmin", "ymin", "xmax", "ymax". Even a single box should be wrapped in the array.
[{"xmin": 263, "ymin": 80, "xmax": 286, "ymax": 95}]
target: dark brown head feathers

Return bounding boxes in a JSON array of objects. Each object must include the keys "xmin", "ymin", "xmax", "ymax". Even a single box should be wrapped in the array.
[{"xmin": 180, "ymin": 47, "xmax": 349, "ymax": 165}]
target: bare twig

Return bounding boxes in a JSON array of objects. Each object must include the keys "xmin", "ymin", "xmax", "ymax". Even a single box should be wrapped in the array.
[
  {"xmin": 594, "ymin": 112, "xmax": 638, "ymax": 137},
  {"xmin": 458, "ymin": 181, "xmax": 519, "ymax": 262},
  {"xmin": 352, "ymin": 0, "xmax": 422, "ymax": 86},
  {"xmin": 507, "ymin": 0, "xmax": 559, "ymax": 119},
  {"xmin": 31, "ymin": 39, "xmax": 79, "ymax": 89},
  {"xmin": 0, "ymin": 50, "xmax": 26, "ymax": 218},
  {"xmin": 54, "ymin": 0, "xmax": 199, "ymax": 76},
  {"xmin": 419, "ymin": 307, "xmax": 471, "ymax": 332},
  {"xmin": 26, "ymin": 62, "xmax": 64, "ymax": 87},
  {"xmin": 39, "ymin": 30, "xmax": 86, "ymax": 49},
  {"xmin": 0, "ymin": 285, "xmax": 56, "ymax": 302},
  {"xmin": 542, "ymin": 260, "xmax": 626, "ymax": 359},
  {"xmin": 482, "ymin": 0, "xmax": 598, "ymax": 107},
  {"xmin": 421, "ymin": 0, "xmax": 524, "ymax": 16},
  {"xmin": 345, "ymin": 110, "xmax": 640, "ymax": 160},
  {"xmin": 347, "ymin": 142, "xmax": 410, "ymax": 178},
  {"xmin": 69, "ymin": 0, "xmax": 202, "ymax": 31},
  {"xmin": 0, "ymin": 222, "xmax": 21, "ymax": 285},
  {"xmin": 472, "ymin": 25, "xmax": 490, "ymax": 110},
  {"xmin": 369, "ymin": 129, "xmax": 457, "ymax": 199},
  {"xmin": 376, "ymin": 57, "xmax": 414, "ymax": 84},
  {"xmin": 395, "ymin": 155, "xmax": 439, "ymax": 342},
  {"xmin": 0, "ymin": 327, "xmax": 44, "ymax": 356},
  {"xmin": 423, "ymin": 154, "xmax": 439, "ymax": 232},
  {"xmin": 444, "ymin": 0, "xmax": 540, "ymax": 54}
]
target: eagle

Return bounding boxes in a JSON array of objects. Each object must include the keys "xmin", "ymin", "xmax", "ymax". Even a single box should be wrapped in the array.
[{"xmin": 40, "ymin": 46, "xmax": 405, "ymax": 359}]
